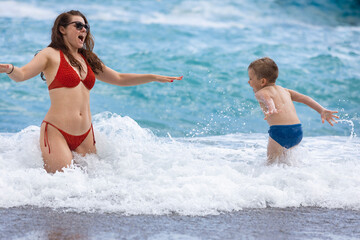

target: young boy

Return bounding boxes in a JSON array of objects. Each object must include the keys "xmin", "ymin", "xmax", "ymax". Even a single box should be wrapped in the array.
[{"xmin": 247, "ymin": 57, "xmax": 339, "ymax": 164}]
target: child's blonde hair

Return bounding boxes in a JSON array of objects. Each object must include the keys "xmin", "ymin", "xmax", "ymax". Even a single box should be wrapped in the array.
[{"xmin": 248, "ymin": 57, "xmax": 278, "ymax": 83}]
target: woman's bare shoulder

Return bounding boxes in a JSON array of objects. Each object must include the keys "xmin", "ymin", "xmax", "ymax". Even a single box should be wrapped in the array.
[
  {"xmin": 35, "ymin": 48, "xmax": 61, "ymax": 64},
  {"xmin": 39, "ymin": 47, "xmax": 59, "ymax": 56}
]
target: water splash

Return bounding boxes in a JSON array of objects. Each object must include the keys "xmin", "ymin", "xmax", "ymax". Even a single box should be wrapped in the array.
[
  {"xmin": 0, "ymin": 113, "xmax": 360, "ymax": 215},
  {"xmin": 338, "ymin": 119, "xmax": 357, "ymax": 140}
]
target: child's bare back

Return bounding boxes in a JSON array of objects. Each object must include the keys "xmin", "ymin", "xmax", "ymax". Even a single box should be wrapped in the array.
[{"xmin": 255, "ymin": 85, "xmax": 300, "ymax": 126}]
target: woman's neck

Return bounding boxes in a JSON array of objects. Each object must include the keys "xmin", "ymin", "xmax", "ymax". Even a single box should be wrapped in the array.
[{"xmin": 63, "ymin": 39, "xmax": 79, "ymax": 56}]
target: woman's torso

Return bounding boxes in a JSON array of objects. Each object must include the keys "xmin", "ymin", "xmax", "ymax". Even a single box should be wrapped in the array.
[{"xmin": 42, "ymin": 48, "xmax": 95, "ymax": 134}]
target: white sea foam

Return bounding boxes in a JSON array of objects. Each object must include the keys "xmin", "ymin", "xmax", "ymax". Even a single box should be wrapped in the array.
[
  {"xmin": 0, "ymin": 1, "xmax": 250, "ymax": 29},
  {"xmin": 2, "ymin": 0, "xmax": 357, "ymax": 32},
  {"xmin": 139, "ymin": 2, "xmax": 246, "ymax": 29},
  {"xmin": 136, "ymin": 1, "xmax": 333, "ymax": 30},
  {"xmin": 0, "ymin": 112, "xmax": 359, "ymax": 216},
  {"xmin": 0, "ymin": 1, "xmax": 57, "ymax": 20}
]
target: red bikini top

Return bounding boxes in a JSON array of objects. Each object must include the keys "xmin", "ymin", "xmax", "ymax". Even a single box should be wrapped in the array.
[{"xmin": 48, "ymin": 50, "xmax": 96, "ymax": 90}]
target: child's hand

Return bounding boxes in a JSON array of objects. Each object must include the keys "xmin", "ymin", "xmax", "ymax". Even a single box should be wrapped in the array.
[{"xmin": 321, "ymin": 109, "xmax": 339, "ymax": 126}]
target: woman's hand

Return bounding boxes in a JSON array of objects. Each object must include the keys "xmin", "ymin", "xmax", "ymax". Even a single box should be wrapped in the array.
[
  {"xmin": 153, "ymin": 75, "xmax": 183, "ymax": 83},
  {"xmin": 0, "ymin": 64, "xmax": 13, "ymax": 74}
]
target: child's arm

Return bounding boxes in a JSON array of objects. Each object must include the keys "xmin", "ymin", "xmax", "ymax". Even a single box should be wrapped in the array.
[
  {"xmin": 288, "ymin": 89, "xmax": 339, "ymax": 126},
  {"xmin": 255, "ymin": 91, "xmax": 279, "ymax": 120}
]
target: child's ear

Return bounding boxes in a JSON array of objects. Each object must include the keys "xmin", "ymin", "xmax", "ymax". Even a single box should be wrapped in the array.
[{"xmin": 260, "ymin": 78, "xmax": 268, "ymax": 86}]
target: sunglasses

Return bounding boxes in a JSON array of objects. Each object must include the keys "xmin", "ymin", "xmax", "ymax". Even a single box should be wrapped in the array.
[{"xmin": 66, "ymin": 21, "xmax": 90, "ymax": 32}]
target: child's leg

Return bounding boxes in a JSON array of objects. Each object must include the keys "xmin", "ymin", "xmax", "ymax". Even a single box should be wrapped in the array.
[{"xmin": 267, "ymin": 137, "xmax": 285, "ymax": 165}]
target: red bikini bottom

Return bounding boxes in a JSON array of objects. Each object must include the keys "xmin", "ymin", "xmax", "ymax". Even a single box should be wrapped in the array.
[{"xmin": 42, "ymin": 120, "xmax": 96, "ymax": 154}]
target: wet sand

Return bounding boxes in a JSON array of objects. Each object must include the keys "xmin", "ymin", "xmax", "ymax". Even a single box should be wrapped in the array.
[{"xmin": 1, "ymin": 207, "xmax": 359, "ymax": 239}]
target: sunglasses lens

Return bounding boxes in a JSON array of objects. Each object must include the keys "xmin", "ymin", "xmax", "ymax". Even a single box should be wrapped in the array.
[
  {"xmin": 75, "ymin": 22, "xmax": 89, "ymax": 31},
  {"xmin": 76, "ymin": 23, "xmax": 83, "ymax": 30}
]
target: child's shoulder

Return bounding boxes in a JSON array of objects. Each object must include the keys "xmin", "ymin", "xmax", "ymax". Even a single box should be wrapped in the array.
[
  {"xmin": 255, "ymin": 87, "xmax": 272, "ymax": 99},
  {"xmin": 272, "ymin": 85, "xmax": 291, "ymax": 94},
  {"xmin": 256, "ymin": 85, "xmax": 289, "ymax": 98},
  {"xmin": 260, "ymin": 85, "xmax": 282, "ymax": 94}
]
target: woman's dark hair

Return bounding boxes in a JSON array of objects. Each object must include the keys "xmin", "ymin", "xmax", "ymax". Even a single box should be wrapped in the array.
[{"xmin": 41, "ymin": 10, "xmax": 103, "ymax": 80}]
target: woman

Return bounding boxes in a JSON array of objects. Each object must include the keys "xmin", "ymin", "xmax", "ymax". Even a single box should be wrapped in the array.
[{"xmin": 0, "ymin": 10, "xmax": 182, "ymax": 173}]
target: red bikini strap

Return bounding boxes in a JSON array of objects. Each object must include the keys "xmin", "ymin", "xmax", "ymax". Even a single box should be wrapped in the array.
[
  {"xmin": 43, "ymin": 121, "xmax": 51, "ymax": 154},
  {"xmin": 91, "ymin": 124, "xmax": 96, "ymax": 145},
  {"xmin": 43, "ymin": 120, "xmax": 60, "ymax": 154},
  {"xmin": 59, "ymin": 49, "xmax": 65, "ymax": 59}
]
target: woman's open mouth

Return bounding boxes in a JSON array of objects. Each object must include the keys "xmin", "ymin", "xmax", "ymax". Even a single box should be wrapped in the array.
[{"xmin": 78, "ymin": 35, "xmax": 85, "ymax": 44}]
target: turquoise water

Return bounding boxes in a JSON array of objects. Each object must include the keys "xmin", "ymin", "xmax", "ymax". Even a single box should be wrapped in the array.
[
  {"xmin": 1, "ymin": 0, "xmax": 359, "ymax": 137},
  {"xmin": 1, "ymin": 0, "xmax": 360, "ymax": 224}
]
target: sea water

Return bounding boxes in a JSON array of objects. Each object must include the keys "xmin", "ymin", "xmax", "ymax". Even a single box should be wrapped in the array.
[{"xmin": 0, "ymin": 0, "xmax": 360, "ymax": 230}]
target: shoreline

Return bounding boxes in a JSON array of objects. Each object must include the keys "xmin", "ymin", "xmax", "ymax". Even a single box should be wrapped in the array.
[{"xmin": 1, "ymin": 206, "xmax": 359, "ymax": 239}]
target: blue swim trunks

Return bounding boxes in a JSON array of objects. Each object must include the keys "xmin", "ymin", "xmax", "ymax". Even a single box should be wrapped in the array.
[{"xmin": 268, "ymin": 124, "xmax": 303, "ymax": 149}]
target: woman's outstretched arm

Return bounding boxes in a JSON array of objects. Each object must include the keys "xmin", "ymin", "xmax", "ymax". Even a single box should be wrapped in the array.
[
  {"xmin": 96, "ymin": 64, "xmax": 182, "ymax": 86},
  {"xmin": 0, "ymin": 48, "xmax": 49, "ymax": 82}
]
